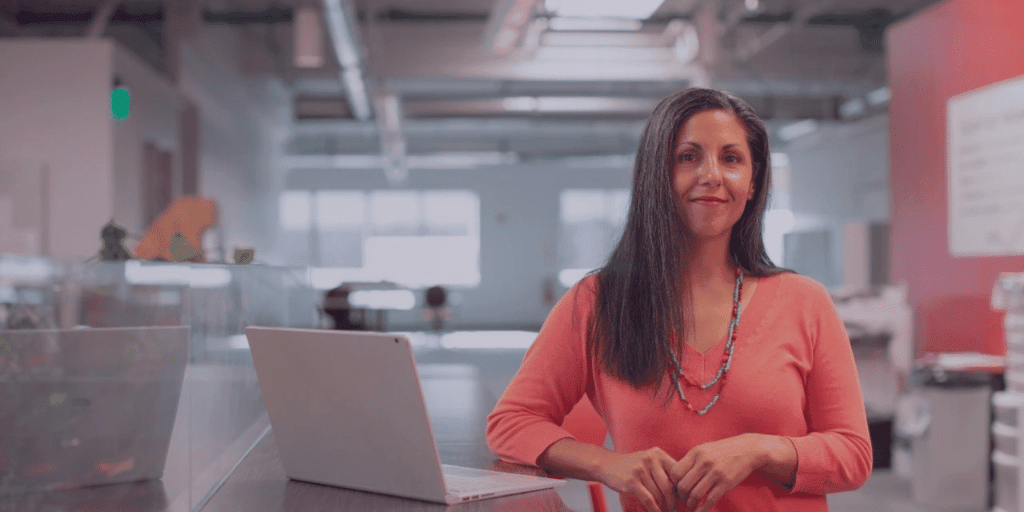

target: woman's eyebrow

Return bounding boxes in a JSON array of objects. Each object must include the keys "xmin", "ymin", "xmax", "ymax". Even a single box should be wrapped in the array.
[{"xmin": 676, "ymin": 141, "xmax": 747, "ymax": 153}]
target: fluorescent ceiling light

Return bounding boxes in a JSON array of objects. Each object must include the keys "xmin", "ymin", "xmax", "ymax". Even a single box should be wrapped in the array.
[
  {"xmin": 547, "ymin": 0, "xmax": 665, "ymax": 19},
  {"xmin": 501, "ymin": 95, "xmax": 659, "ymax": 113},
  {"xmin": 534, "ymin": 45, "xmax": 671, "ymax": 61},
  {"xmin": 867, "ymin": 86, "xmax": 891, "ymax": 107},
  {"xmin": 840, "ymin": 97, "xmax": 866, "ymax": 119},
  {"xmin": 777, "ymin": 119, "xmax": 819, "ymax": 142},
  {"xmin": 548, "ymin": 17, "xmax": 642, "ymax": 31},
  {"xmin": 407, "ymin": 152, "xmax": 519, "ymax": 168},
  {"xmin": 285, "ymin": 152, "xmax": 517, "ymax": 169}
]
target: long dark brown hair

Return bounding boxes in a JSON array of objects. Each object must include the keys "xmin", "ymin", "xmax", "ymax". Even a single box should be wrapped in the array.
[{"xmin": 588, "ymin": 87, "xmax": 790, "ymax": 389}]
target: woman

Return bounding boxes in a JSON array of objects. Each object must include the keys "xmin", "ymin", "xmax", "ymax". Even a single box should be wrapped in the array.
[{"xmin": 486, "ymin": 88, "xmax": 872, "ymax": 512}]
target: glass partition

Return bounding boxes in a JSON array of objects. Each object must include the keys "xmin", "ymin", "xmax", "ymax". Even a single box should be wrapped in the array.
[{"xmin": 0, "ymin": 256, "xmax": 316, "ymax": 512}]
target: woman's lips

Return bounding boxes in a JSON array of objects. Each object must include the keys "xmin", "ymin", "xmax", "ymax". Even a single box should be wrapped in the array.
[{"xmin": 692, "ymin": 197, "xmax": 726, "ymax": 205}]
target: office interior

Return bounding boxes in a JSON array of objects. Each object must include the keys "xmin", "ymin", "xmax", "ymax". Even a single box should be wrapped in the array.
[{"xmin": 0, "ymin": 0, "xmax": 1022, "ymax": 510}]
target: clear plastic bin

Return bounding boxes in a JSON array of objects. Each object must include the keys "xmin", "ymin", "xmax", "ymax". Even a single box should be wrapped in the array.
[
  {"xmin": 994, "ymin": 421, "xmax": 1020, "ymax": 457},
  {"xmin": 992, "ymin": 450, "xmax": 1020, "ymax": 512},
  {"xmin": 993, "ymin": 273, "xmax": 1024, "ymax": 313},
  {"xmin": 994, "ymin": 391, "xmax": 1024, "ymax": 427},
  {"xmin": 1010, "ymin": 352, "xmax": 1024, "ymax": 374},
  {"xmin": 1009, "ymin": 375, "xmax": 1024, "ymax": 395}
]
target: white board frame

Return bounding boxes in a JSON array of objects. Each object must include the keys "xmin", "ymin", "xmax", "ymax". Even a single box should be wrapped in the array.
[{"xmin": 947, "ymin": 73, "xmax": 1024, "ymax": 257}]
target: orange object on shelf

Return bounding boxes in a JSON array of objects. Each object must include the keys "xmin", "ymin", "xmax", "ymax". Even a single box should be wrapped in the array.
[{"xmin": 134, "ymin": 196, "xmax": 218, "ymax": 262}]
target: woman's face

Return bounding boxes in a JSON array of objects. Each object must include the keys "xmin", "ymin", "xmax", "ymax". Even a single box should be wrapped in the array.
[{"xmin": 672, "ymin": 109, "xmax": 755, "ymax": 242}]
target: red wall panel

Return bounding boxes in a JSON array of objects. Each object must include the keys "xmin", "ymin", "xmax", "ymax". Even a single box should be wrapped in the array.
[{"xmin": 888, "ymin": 0, "xmax": 1024, "ymax": 356}]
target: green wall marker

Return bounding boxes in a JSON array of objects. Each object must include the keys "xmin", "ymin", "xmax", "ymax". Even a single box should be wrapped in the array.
[{"xmin": 111, "ymin": 87, "xmax": 130, "ymax": 120}]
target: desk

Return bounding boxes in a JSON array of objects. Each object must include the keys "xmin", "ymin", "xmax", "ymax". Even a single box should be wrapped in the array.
[
  {"xmin": 0, "ymin": 349, "xmax": 581, "ymax": 512},
  {"xmin": 200, "ymin": 360, "xmax": 573, "ymax": 512}
]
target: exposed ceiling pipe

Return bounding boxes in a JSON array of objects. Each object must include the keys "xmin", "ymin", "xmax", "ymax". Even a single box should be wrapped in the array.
[
  {"xmin": 482, "ymin": 0, "xmax": 540, "ymax": 54},
  {"xmin": 86, "ymin": 0, "xmax": 120, "ymax": 38},
  {"xmin": 374, "ymin": 92, "xmax": 408, "ymax": 185},
  {"xmin": 0, "ymin": 14, "xmax": 24, "ymax": 35},
  {"xmin": 734, "ymin": 0, "xmax": 842, "ymax": 62},
  {"xmin": 322, "ymin": 0, "xmax": 373, "ymax": 121}
]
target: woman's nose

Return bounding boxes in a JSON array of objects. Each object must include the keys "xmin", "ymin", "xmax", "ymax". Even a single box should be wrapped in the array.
[{"xmin": 697, "ymin": 158, "xmax": 723, "ymax": 185}]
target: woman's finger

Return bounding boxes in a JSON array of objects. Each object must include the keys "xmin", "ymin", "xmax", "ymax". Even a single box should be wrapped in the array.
[
  {"xmin": 634, "ymin": 464, "xmax": 675, "ymax": 512},
  {"xmin": 694, "ymin": 481, "xmax": 727, "ymax": 512},
  {"xmin": 651, "ymin": 463, "xmax": 678, "ymax": 511},
  {"xmin": 673, "ymin": 457, "xmax": 704, "ymax": 502},
  {"xmin": 630, "ymin": 481, "xmax": 662, "ymax": 512},
  {"xmin": 684, "ymin": 471, "xmax": 714, "ymax": 511}
]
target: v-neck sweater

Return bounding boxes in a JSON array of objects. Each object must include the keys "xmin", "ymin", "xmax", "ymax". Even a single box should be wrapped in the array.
[{"xmin": 486, "ymin": 272, "xmax": 872, "ymax": 511}]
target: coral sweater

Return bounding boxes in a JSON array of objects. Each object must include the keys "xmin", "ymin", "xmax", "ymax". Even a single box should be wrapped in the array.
[{"xmin": 486, "ymin": 272, "xmax": 872, "ymax": 511}]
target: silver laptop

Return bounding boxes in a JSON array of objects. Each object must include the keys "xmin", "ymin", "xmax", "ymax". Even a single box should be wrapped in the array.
[
  {"xmin": 0, "ymin": 326, "xmax": 190, "ymax": 493},
  {"xmin": 245, "ymin": 326, "xmax": 564, "ymax": 505}
]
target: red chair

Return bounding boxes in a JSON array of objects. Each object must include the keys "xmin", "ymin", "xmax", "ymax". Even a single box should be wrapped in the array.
[{"xmin": 560, "ymin": 396, "xmax": 610, "ymax": 512}]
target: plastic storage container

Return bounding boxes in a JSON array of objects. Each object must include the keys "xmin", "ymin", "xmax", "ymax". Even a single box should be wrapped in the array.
[
  {"xmin": 994, "ymin": 421, "xmax": 1020, "ymax": 458},
  {"xmin": 995, "ymin": 391, "xmax": 1024, "ymax": 428},
  {"xmin": 993, "ymin": 450, "xmax": 1020, "ymax": 512},
  {"xmin": 993, "ymin": 273, "xmax": 1024, "ymax": 512}
]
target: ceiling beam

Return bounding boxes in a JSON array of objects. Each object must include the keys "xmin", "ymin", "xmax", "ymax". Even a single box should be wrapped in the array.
[
  {"xmin": 482, "ymin": 0, "xmax": 540, "ymax": 54},
  {"xmin": 733, "ymin": 0, "xmax": 843, "ymax": 62},
  {"xmin": 85, "ymin": 0, "xmax": 120, "ymax": 38}
]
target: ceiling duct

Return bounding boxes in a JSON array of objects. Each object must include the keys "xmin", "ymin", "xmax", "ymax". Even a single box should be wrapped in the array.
[{"xmin": 322, "ymin": 0, "xmax": 372, "ymax": 121}]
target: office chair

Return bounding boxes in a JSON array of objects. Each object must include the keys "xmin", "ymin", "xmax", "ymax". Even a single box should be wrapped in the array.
[
  {"xmin": 423, "ymin": 285, "xmax": 451, "ymax": 331},
  {"xmin": 560, "ymin": 396, "xmax": 610, "ymax": 512}
]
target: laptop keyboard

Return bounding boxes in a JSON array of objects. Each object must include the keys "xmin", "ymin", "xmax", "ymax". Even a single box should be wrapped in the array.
[{"xmin": 442, "ymin": 465, "xmax": 549, "ymax": 494}]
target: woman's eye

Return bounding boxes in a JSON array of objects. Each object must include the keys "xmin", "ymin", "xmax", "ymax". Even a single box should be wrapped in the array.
[
  {"xmin": 723, "ymin": 154, "xmax": 740, "ymax": 163},
  {"xmin": 678, "ymin": 153, "xmax": 697, "ymax": 162}
]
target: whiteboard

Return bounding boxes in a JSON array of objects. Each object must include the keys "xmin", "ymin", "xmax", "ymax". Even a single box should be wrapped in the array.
[{"xmin": 947, "ymin": 73, "xmax": 1024, "ymax": 257}]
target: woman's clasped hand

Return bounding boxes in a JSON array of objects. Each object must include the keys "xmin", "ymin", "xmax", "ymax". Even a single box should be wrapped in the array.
[{"xmin": 594, "ymin": 435, "xmax": 770, "ymax": 512}]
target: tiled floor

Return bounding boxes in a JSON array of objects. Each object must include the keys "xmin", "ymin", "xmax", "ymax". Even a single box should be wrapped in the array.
[{"xmin": 827, "ymin": 469, "xmax": 982, "ymax": 512}]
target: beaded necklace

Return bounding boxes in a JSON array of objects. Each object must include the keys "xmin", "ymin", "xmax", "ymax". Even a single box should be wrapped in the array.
[{"xmin": 667, "ymin": 267, "xmax": 743, "ymax": 415}]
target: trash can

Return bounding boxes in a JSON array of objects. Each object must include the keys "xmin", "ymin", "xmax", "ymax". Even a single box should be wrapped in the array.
[{"xmin": 901, "ymin": 367, "xmax": 994, "ymax": 510}]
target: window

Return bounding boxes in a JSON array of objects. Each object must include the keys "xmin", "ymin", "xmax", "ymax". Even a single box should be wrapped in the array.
[
  {"xmin": 558, "ymin": 189, "xmax": 630, "ymax": 287},
  {"xmin": 278, "ymin": 189, "xmax": 480, "ymax": 288}
]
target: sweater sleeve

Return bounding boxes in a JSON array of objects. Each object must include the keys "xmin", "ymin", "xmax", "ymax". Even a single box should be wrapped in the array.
[
  {"xmin": 785, "ymin": 281, "xmax": 874, "ymax": 494},
  {"xmin": 486, "ymin": 277, "xmax": 595, "ymax": 467}
]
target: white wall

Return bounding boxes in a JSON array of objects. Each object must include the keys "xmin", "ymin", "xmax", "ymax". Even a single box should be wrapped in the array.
[
  {"xmin": 111, "ymin": 45, "xmax": 183, "ymax": 237},
  {"xmin": 177, "ymin": 27, "xmax": 292, "ymax": 261},
  {"xmin": 287, "ymin": 163, "xmax": 633, "ymax": 329},
  {"xmin": 0, "ymin": 39, "xmax": 114, "ymax": 258},
  {"xmin": 781, "ymin": 114, "xmax": 890, "ymax": 287},
  {"xmin": 0, "ymin": 33, "xmax": 291, "ymax": 262}
]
